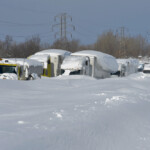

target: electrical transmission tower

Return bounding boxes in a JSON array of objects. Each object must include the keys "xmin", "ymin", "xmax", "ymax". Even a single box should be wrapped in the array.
[
  {"xmin": 52, "ymin": 13, "xmax": 75, "ymax": 40},
  {"xmin": 116, "ymin": 27, "xmax": 128, "ymax": 58}
]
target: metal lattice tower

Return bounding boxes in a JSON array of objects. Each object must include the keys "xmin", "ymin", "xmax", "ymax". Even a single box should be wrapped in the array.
[
  {"xmin": 52, "ymin": 13, "xmax": 75, "ymax": 40},
  {"xmin": 116, "ymin": 27, "xmax": 128, "ymax": 57}
]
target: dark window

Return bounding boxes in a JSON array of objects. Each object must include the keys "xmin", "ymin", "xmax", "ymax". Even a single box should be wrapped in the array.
[
  {"xmin": 61, "ymin": 69, "xmax": 65, "ymax": 75},
  {"xmin": 143, "ymin": 70, "xmax": 150, "ymax": 73},
  {"xmin": 0, "ymin": 65, "xmax": 16, "ymax": 74},
  {"xmin": 47, "ymin": 59, "xmax": 50, "ymax": 64},
  {"xmin": 70, "ymin": 70, "xmax": 81, "ymax": 75},
  {"xmin": 85, "ymin": 61, "xmax": 88, "ymax": 66}
]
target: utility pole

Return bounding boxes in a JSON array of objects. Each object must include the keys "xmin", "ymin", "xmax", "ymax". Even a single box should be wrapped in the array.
[{"xmin": 52, "ymin": 13, "xmax": 75, "ymax": 40}]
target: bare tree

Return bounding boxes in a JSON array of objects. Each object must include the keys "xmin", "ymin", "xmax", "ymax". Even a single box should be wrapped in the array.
[
  {"xmin": 94, "ymin": 30, "xmax": 119, "ymax": 57},
  {"xmin": 0, "ymin": 31, "xmax": 150, "ymax": 59},
  {"xmin": 51, "ymin": 38, "xmax": 80, "ymax": 52}
]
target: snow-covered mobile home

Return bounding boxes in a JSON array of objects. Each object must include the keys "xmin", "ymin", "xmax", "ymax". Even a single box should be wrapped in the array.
[
  {"xmin": 61, "ymin": 50, "xmax": 118, "ymax": 79},
  {"xmin": 28, "ymin": 49, "xmax": 71, "ymax": 77},
  {"xmin": 115, "ymin": 58, "xmax": 139, "ymax": 77},
  {"xmin": 0, "ymin": 58, "xmax": 43, "ymax": 80},
  {"xmin": 28, "ymin": 54, "xmax": 51, "ymax": 77}
]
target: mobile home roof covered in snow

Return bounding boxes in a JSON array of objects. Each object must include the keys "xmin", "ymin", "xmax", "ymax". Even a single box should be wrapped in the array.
[
  {"xmin": 34, "ymin": 49, "xmax": 71, "ymax": 57},
  {"xmin": 72, "ymin": 50, "xmax": 118, "ymax": 72},
  {"xmin": 28, "ymin": 55, "xmax": 50, "ymax": 69},
  {"xmin": 117, "ymin": 58, "xmax": 139, "ymax": 67}
]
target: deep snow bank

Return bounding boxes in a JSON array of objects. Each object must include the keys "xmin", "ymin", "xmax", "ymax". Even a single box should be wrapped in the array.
[{"xmin": 0, "ymin": 73, "xmax": 150, "ymax": 150}]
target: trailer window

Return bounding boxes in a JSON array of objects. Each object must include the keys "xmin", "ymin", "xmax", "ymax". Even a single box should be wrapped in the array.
[
  {"xmin": 143, "ymin": 70, "xmax": 150, "ymax": 73},
  {"xmin": 70, "ymin": 70, "xmax": 81, "ymax": 75},
  {"xmin": 0, "ymin": 65, "xmax": 16, "ymax": 74},
  {"xmin": 61, "ymin": 69, "xmax": 65, "ymax": 75},
  {"xmin": 85, "ymin": 61, "xmax": 88, "ymax": 66}
]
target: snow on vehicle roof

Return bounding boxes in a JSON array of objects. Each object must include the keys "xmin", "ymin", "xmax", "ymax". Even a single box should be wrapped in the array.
[
  {"xmin": 34, "ymin": 49, "xmax": 71, "ymax": 57},
  {"xmin": 117, "ymin": 58, "xmax": 139, "ymax": 66},
  {"xmin": 28, "ymin": 54, "xmax": 49, "ymax": 63},
  {"xmin": 61, "ymin": 56, "xmax": 87, "ymax": 70},
  {"xmin": 143, "ymin": 63, "xmax": 150, "ymax": 70},
  {"xmin": 0, "ymin": 58, "xmax": 43, "ymax": 67},
  {"xmin": 72, "ymin": 50, "xmax": 118, "ymax": 72},
  {"xmin": 28, "ymin": 55, "xmax": 49, "ymax": 68}
]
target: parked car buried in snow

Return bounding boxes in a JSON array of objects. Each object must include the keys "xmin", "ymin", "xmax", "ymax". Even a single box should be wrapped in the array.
[
  {"xmin": 143, "ymin": 63, "xmax": 150, "ymax": 73},
  {"xmin": 138, "ymin": 63, "xmax": 144, "ymax": 72}
]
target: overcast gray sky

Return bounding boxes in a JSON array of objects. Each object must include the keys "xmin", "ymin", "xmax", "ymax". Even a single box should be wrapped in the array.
[{"xmin": 0, "ymin": 0, "xmax": 150, "ymax": 44}]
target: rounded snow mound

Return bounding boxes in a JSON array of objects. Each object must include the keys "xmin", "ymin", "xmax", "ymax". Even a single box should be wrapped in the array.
[
  {"xmin": 72, "ymin": 50, "xmax": 118, "ymax": 72},
  {"xmin": 34, "ymin": 49, "xmax": 71, "ymax": 57},
  {"xmin": 129, "ymin": 72, "xmax": 150, "ymax": 80}
]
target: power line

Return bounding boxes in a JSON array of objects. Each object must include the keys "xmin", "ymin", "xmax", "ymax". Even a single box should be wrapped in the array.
[
  {"xmin": 0, "ymin": 19, "xmax": 50, "ymax": 27},
  {"xmin": 74, "ymin": 30, "xmax": 97, "ymax": 40},
  {"xmin": 0, "ymin": 3, "xmax": 55, "ymax": 15},
  {"xmin": 0, "ymin": 31, "xmax": 53, "ymax": 39}
]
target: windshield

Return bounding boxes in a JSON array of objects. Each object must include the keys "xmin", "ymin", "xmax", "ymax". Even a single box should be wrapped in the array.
[{"xmin": 0, "ymin": 65, "xmax": 16, "ymax": 74}]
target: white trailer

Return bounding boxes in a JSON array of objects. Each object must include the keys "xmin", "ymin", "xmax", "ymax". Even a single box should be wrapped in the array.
[
  {"xmin": 0, "ymin": 58, "xmax": 43, "ymax": 80},
  {"xmin": 61, "ymin": 50, "xmax": 118, "ymax": 79},
  {"xmin": 116, "ymin": 58, "xmax": 139, "ymax": 76},
  {"xmin": 28, "ymin": 54, "xmax": 51, "ymax": 77},
  {"xmin": 29, "ymin": 49, "xmax": 71, "ymax": 77}
]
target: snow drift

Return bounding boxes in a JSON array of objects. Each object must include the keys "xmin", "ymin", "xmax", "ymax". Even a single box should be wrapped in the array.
[{"xmin": 0, "ymin": 73, "xmax": 150, "ymax": 150}]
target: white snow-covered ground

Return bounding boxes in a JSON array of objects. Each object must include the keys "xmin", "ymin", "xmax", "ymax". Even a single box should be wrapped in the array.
[{"xmin": 0, "ymin": 73, "xmax": 150, "ymax": 150}]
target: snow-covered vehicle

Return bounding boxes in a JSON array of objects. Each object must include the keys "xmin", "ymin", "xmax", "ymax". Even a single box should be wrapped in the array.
[
  {"xmin": 61, "ymin": 50, "xmax": 118, "ymax": 79},
  {"xmin": 114, "ymin": 58, "xmax": 139, "ymax": 77},
  {"xmin": 28, "ymin": 54, "xmax": 51, "ymax": 77},
  {"xmin": 28, "ymin": 49, "xmax": 71, "ymax": 77},
  {"xmin": 138, "ymin": 63, "xmax": 144, "ymax": 72},
  {"xmin": 143, "ymin": 63, "xmax": 150, "ymax": 73},
  {"xmin": 0, "ymin": 58, "xmax": 43, "ymax": 80},
  {"xmin": 112, "ymin": 63, "xmax": 126, "ymax": 77}
]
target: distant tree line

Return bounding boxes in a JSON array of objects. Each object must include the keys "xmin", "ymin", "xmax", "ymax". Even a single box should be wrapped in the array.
[{"xmin": 0, "ymin": 30, "xmax": 150, "ymax": 58}]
